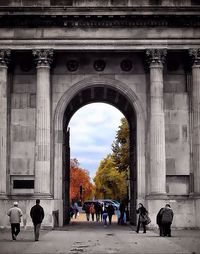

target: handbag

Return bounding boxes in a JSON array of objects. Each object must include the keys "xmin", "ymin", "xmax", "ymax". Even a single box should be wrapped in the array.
[
  {"xmin": 140, "ymin": 214, "xmax": 151, "ymax": 225},
  {"xmin": 145, "ymin": 215, "xmax": 151, "ymax": 225}
]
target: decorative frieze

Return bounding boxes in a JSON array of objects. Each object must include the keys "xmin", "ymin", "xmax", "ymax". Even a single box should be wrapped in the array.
[
  {"xmin": 0, "ymin": 15, "xmax": 200, "ymax": 28},
  {"xmin": 120, "ymin": 59, "xmax": 133, "ymax": 72},
  {"xmin": 33, "ymin": 49, "xmax": 53, "ymax": 67},
  {"xmin": 93, "ymin": 59, "xmax": 106, "ymax": 72},
  {"xmin": 66, "ymin": 60, "xmax": 79, "ymax": 72}
]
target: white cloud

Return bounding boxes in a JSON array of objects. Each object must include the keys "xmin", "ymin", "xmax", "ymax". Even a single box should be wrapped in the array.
[
  {"xmin": 72, "ymin": 144, "xmax": 111, "ymax": 153},
  {"xmin": 68, "ymin": 103, "xmax": 124, "ymax": 178}
]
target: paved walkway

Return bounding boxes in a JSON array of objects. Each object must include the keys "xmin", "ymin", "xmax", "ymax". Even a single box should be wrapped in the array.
[{"xmin": 0, "ymin": 220, "xmax": 200, "ymax": 254}]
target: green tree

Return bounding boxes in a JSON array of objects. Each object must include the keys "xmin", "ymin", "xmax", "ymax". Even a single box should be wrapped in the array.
[
  {"xmin": 94, "ymin": 154, "xmax": 126, "ymax": 200},
  {"xmin": 112, "ymin": 117, "xmax": 129, "ymax": 172}
]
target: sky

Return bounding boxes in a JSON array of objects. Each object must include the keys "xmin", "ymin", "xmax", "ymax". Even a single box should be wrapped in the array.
[{"xmin": 68, "ymin": 103, "xmax": 124, "ymax": 181}]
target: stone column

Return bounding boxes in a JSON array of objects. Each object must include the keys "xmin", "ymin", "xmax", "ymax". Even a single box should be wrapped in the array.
[
  {"xmin": 33, "ymin": 49, "xmax": 53, "ymax": 195},
  {"xmin": 0, "ymin": 49, "xmax": 10, "ymax": 196},
  {"xmin": 146, "ymin": 48, "xmax": 167, "ymax": 197},
  {"xmin": 189, "ymin": 48, "xmax": 200, "ymax": 196}
]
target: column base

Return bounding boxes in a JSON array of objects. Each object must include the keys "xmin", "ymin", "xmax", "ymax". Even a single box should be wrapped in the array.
[
  {"xmin": 33, "ymin": 194, "xmax": 53, "ymax": 199},
  {"xmin": 6, "ymin": 194, "xmax": 53, "ymax": 200},
  {"xmin": 146, "ymin": 193, "xmax": 168, "ymax": 200}
]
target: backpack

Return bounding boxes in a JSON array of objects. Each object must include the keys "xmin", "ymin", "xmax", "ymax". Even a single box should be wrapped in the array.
[{"xmin": 162, "ymin": 208, "xmax": 173, "ymax": 223}]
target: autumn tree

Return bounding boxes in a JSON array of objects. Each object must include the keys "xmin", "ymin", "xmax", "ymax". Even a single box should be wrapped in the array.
[
  {"xmin": 94, "ymin": 154, "xmax": 126, "ymax": 200},
  {"xmin": 70, "ymin": 158, "xmax": 94, "ymax": 202},
  {"xmin": 112, "ymin": 117, "xmax": 129, "ymax": 173}
]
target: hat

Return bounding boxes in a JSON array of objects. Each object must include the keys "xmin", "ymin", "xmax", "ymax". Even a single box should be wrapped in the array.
[{"xmin": 13, "ymin": 202, "xmax": 18, "ymax": 206}]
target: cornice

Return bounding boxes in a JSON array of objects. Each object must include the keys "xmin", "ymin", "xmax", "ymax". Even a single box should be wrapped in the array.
[
  {"xmin": 0, "ymin": 39, "xmax": 199, "ymax": 51},
  {"xmin": 0, "ymin": 14, "xmax": 200, "ymax": 28}
]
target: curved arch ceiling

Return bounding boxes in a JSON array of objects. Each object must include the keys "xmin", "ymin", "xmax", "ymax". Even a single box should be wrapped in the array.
[{"xmin": 64, "ymin": 85, "xmax": 136, "ymax": 127}]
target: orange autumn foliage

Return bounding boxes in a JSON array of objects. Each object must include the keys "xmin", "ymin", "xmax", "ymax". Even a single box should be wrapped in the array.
[{"xmin": 70, "ymin": 160, "xmax": 94, "ymax": 202}]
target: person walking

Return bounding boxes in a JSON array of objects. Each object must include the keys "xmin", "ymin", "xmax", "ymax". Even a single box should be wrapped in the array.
[
  {"xmin": 116, "ymin": 209, "xmax": 121, "ymax": 225},
  {"xmin": 100, "ymin": 203, "xmax": 103, "ymax": 222},
  {"xmin": 119, "ymin": 201, "xmax": 126, "ymax": 225},
  {"xmin": 136, "ymin": 203, "xmax": 148, "ymax": 233},
  {"xmin": 94, "ymin": 201, "xmax": 101, "ymax": 222},
  {"xmin": 156, "ymin": 206, "xmax": 165, "ymax": 236},
  {"xmin": 73, "ymin": 201, "xmax": 79, "ymax": 219},
  {"xmin": 89, "ymin": 203, "xmax": 95, "ymax": 221},
  {"xmin": 7, "ymin": 202, "xmax": 23, "ymax": 240},
  {"xmin": 160, "ymin": 204, "xmax": 174, "ymax": 237},
  {"xmin": 85, "ymin": 203, "xmax": 90, "ymax": 221},
  {"xmin": 102, "ymin": 207, "xmax": 108, "ymax": 227},
  {"xmin": 107, "ymin": 203, "xmax": 115, "ymax": 225},
  {"xmin": 30, "ymin": 199, "xmax": 44, "ymax": 241}
]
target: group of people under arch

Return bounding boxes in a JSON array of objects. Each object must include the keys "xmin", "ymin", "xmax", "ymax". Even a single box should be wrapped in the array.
[
  {"xmin": 70, "ymin": 200, "xmax": 174, "ymax": 237},
  {"xmin": 70, "ymin": 200, "xmax": 127, "ymax": 226}
]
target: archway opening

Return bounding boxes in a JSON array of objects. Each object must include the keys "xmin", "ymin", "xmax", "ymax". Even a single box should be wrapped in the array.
[
  {"xmin": 68, "ymin": 103, "xmax": 127, "ymax": 224},
  {"xmin": 62, "ymin": 85, "xmax": 137, "ymax": 226}
]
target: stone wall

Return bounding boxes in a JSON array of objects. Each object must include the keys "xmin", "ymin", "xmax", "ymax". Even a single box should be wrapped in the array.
[
  {"xmin": 0, "ymin": 199, "xmax": 56, "ymax": 228},
  {"xmin": 164, "ymin": 52, "xmax": 190, "ymax": 195},
  {"xmin": 9, "ymin": 52, "xmax": 36, "ymax": 195},
  {"xmin": 52, "ymin": 52, "xmax": 147, "ymax": 114}
]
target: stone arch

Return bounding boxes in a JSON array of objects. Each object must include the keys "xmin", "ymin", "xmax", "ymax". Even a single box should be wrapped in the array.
[{"xmin": 53, "ymin": 76, "xmax": 146, "ymax": 225}]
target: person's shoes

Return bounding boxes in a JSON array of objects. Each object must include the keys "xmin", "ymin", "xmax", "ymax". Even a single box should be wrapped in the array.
[
  {"xmin": 12, "ymin": 235, "xmax": 16, "ymax": 240},
  {"xmin": 143, "ymin": 232, "xmax": 146, "ymax": 234},
  {"xmin": 35, "ymin": 239, "xmax": 39, "ymax": 241},
  {"xmin": 136, "ymin": 231, "xmax": 139, "ymax": 233}
]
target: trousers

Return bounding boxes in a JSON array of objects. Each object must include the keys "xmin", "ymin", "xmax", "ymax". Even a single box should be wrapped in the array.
[
  {"xmin": 11, "ymin": 223, "xmax": 20, "ymax": 239},
  {"xmin": 34, "ymin": 223, "xmax": 41, "ymax": 241}
]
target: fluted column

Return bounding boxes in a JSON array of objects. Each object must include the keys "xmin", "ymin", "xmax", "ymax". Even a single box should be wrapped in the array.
[
  {"xmin": 189, "ymin": 48, "xmax": 200, "ymax": 196},
  {"xmin": 0, "ymin": 49, "xmax": 10, "ymax": 196},
  {"xmin": 33, "ymin": 49, "xmax": 53, "ymax": 195},
  {"xmin": 146, "ymin": 48, "xmax": 167, "ymax": 197}
]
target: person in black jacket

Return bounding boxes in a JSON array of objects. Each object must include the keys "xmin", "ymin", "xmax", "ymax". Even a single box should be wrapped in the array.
[
  {"xmin": 107, "ymin": 203, "xmax": 115, "ymax": 225},
  {"xmin": 160, "ymin": 204, "xmax": 174, "ymax": 237},
  {"xmin": 156, "ymin": 207, "xmax": 165, "ymax": 236},
  {"xmin": 30, "ymin": 199, "xmax": 44, "ymax": 241},
  {"xmin": 136, "ymin": 203, "xmax": 148, "ymax": 233}
]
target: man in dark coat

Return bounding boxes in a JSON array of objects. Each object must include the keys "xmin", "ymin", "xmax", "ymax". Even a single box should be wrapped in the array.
[
  {"xmin": 156, "ymin": 207, "xmax": 165, "ymax": 236},
  {"xmin": 107, "ymin": 203, "xmax": 115, "ymax": 225},
  {"xmin": 160, "ymin": 204, "xmax": 174, "ymax": 237},
  {"xmin": 30, "ymin": 199, "xmax": 44, "ymax": 241},
  {"xmin": 94, "ymin": 202, "xmax": 101, "ymax": 222}
]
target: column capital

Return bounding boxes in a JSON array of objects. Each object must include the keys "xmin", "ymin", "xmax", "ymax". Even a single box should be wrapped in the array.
[
  {"xmin": 146, "ymin": 48, "xmax": 167, "ymax": 66},
  {"xmin": 0, "ymin": 49, "xmax": 11, "ymax": 67},
  {"xmin": 189, "ymin": 48, "xmax": 200, "ymax": 66},
  {"xmin": 32, "ymin": 49, "xmax": 53, "ymax": 67}
]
